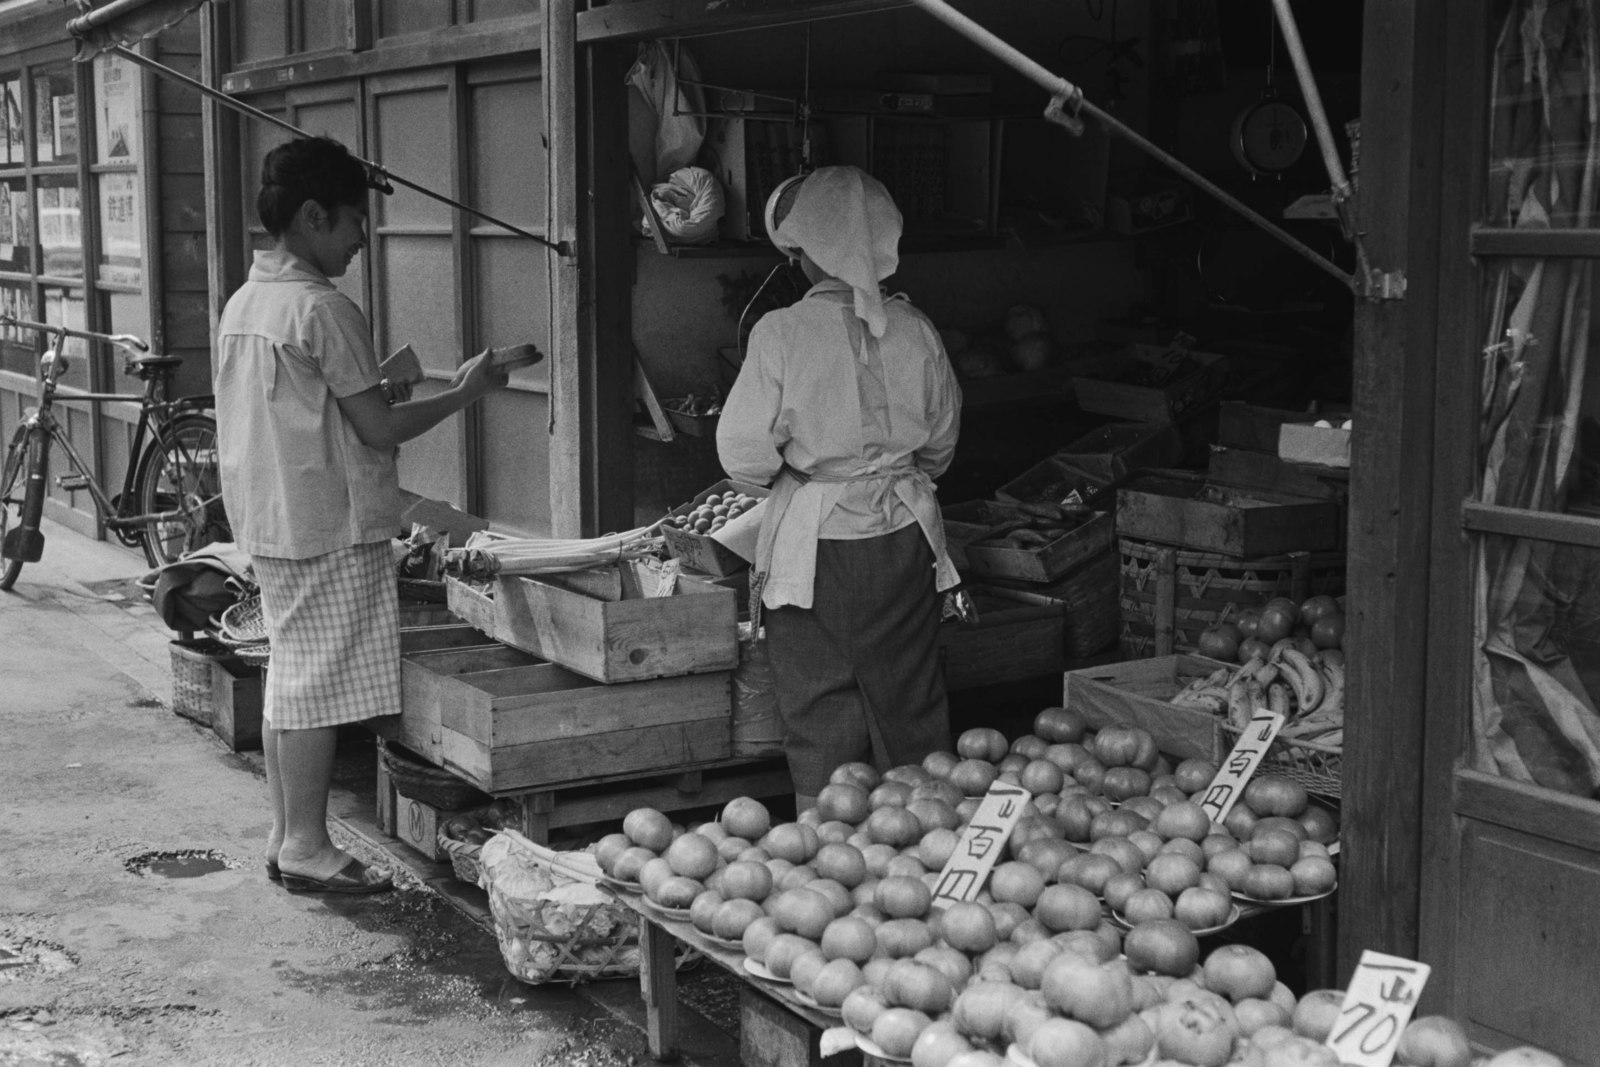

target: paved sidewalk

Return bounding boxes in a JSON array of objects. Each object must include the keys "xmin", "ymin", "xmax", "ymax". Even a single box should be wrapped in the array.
[{"xmin": 0, "ymin": 519, "xmax": 744, "ymax": 1067}]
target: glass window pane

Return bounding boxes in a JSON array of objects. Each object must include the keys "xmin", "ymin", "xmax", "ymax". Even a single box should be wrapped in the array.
[
  {"xmin": 0, "ymin": 177, "xmax": 31, "ymax": 272},
  {"xmin": 379, "ymin": 235, "xmax": 457, "ymax": 372},
  {"xmin": 96, "ymin": 173, "xmax": 141, "ymax": 286},
  {"xmin": 42, "ymin": 286, "xmax": 88, "ymax": 389},
  {"xmin": 379, "ymin": 0, "xmax": 453, "ymax": 38},
  {"xmin": 0, "ymin": 283, "xmax": 34, "ymax": 376},
  {"xmin": 0, "ymin": 75, "xmax": 23, "ymax": 168},
  {"xmin": 470, "ymin": 77, "xmax": 544, "ymax": 222},
  {"xmin": 1474, "ymin": 533, "xmax": 1600, "ymax": 799},
  {"xmin": 36, "ymin": 175, "xmax": 82, "ymax": 280},
  {"xmin": 375, "ymin": 87, "xmax": 452, "ymax": 227},
  {"xmin": 32, "ymin": 67, "xmax": 78, "ymax": 166},
  {"xmin": 1486, "ymin": 0, "xmax": 1600, "ymax": 228},
  {"xmin": 92, "ymin": 53, "xmax": 140, "ymax": 166}
]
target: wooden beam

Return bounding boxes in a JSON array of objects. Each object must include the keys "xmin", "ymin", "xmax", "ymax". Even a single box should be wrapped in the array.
[
  {"xmin": 1470, "ymin": 227, "xmax": 1600, "ymax": 258},
  {"xmin": 199, "ymin": 3, "xmax": 245, "ymax": 334},
  {"xmin": 1461, "ymin": 501, "xmax": 1600, "ymax": 549},
  {"xmin": 545, "ymin": 0, "xmax": 584, "ymax": 538},
  {"xmin": 576, "ymin": 0, "xmax": 911, "ymax": 43},
  {"xmin": 1341, "ymin": 0, "xmax": 1449, "ymax": 981},
  {"xmin": 584, "ymin": 42, "xmax": 640, "ymax": 534}
]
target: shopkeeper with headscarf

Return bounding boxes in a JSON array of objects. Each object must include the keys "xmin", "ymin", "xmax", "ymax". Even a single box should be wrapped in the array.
[{"xmin": 716, "ymin": 165, "xmax": 963, "ymax": 810}]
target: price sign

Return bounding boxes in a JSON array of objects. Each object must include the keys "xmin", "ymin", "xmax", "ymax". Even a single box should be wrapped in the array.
[
  {"xmin": 929, "ymin": 781, "xmax": 1029, "ymax": 908},
  {"xmin": 1197, "ymin": 710, "xmax": 1286, "ymax": 823},
  {"xmin": 1327, "ymin": 951, "xmax": 1431, "ymax": 1067}
]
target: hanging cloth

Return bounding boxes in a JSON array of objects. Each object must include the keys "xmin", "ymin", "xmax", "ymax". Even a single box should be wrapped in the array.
[{"xmin": 626, "ymin": 40, "xmax": 707, "ymax": 181}]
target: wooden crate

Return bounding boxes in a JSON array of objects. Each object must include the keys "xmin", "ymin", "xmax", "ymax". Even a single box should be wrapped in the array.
[
  {"xmin": 1217, "ymin": 401, "xmax": 1350, "ymax": 453},
  {"xmin": 377, "ymin": 643, "xmax": 733, "ymax": 794},
  {"xmin": 374, "ymin": 754, "xmax": 473, "ymax": 862},
  {"xmin": 447, "ymin": 568, "xmax": 738, "ymax": 683},
  {"xmin": 1062, "ymin": 654, "xmax": 1230, "ymax": 761},
  {"xmin": 1207, "ymin": 445, "xmax": 1350, "ymax": 503},
  {"xmin": 940, "ymin": 585, "xmax": 1066, "ymax": 690},
  {"xmin": 1115, "ymin": 470, "xmax": 1339, "ymax": 558},
  {"xmin": 994, "ymin": 455, "xmax": 1114, "ymax": 509},
  {"xmin": 1070, "ymin": 347, "xmax": 1231, "ymax": 423},
  {"xmin": 661, "ymin": 478, "xmax": 769, "ymax": 577},
  {"xmin": 943, "ymin": 500, "xmax": 1114, "ymax": 583},
  {"xmin": 169, "ymin": 640, "xmax": 262, "ymax": 751},
  {"xmin": 1056, "ymin": 420, "xmax": 1185, "ymax": 483},
  {"xmin": 981, "ymin": 549, "xmax": 1121, "ymax": 659}
]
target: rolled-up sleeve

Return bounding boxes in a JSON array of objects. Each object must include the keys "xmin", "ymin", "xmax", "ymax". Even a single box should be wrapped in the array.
[
  {"xmin": 916, "ymin": 323, "xmax": 961, "ymax": 478},
  {"xmin": 716, "ymin": 319, "xmax": 787, "ymax": 486}
]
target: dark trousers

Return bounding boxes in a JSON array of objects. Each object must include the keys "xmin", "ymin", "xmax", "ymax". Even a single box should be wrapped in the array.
[{"xmin": 764, "ymin": 523, "xmax": 951, "ymax": 795}]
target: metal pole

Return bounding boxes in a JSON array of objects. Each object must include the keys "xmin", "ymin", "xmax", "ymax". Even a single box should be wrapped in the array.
[
  {"xmin": 906, "ymin": 0, "xmax": 1353, "ymax": 291},
  {"xmin": 1270, "ymin": 0, "xmax": 1354, "ymax": 203},
  {"xmin": 108, "ymin": 44, "xmax": 574, "ymax": 257}
]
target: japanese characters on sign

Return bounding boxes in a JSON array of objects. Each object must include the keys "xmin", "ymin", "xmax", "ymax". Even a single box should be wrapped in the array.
[
  {"xmin": 929, "ymin": 781, "xmax": 1030, "ymax": 909},
  {"xmin": 1197, "ymin": 710, "xmax": 1286, "ymax": 824},
  {"xmin": 1327, "ymin": 950, "xmax": 1431, "ymax": 1067}
]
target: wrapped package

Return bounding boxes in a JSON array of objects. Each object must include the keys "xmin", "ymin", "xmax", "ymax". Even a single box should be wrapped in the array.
[{"xmin": 643, "ymin": 166, "xmax": 725, "ymax": 245}]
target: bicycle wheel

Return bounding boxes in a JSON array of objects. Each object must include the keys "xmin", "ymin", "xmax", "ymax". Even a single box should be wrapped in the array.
[
  {"xmin": 1, "ymin": 424, "xmax": 46, "ymax": 591},
  {"xmin": 133, "ymin": 412, "xmax": 229, "ymax": 567}
]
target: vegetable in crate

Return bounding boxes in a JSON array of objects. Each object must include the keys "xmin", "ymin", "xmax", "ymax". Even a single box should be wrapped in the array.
[{"xmin": 663, "ymin": 491, "xmax": 762, "ymax": 535}]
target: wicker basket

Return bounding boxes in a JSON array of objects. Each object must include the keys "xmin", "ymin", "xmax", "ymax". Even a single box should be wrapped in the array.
[
  {"xmin": 1118, "ymin": 538, "xmax": 1345, "ymax": 658},
  {"xmin": 379, "ymin": 738, "xmax": 487, "ymax": 811},
  {"xmin": 440, "ymin": 835, "xmax": 484, "ymax": 884},
  {"xmin": 1220, "ymin": 721, "xmax": 1342, "ymax": 801},
  {"xmin": 170, "ymin": 639, "xmax": 239, "ymax": 724}
]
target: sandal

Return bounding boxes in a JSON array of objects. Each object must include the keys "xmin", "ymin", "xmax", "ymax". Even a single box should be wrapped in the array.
[
  {"xmin": 266, "ymin": 860, "xmax": 282, "ymax": 883},
  {"xmin": 279, "ymin": 857, "xmax": 394, "ymax": 895}
]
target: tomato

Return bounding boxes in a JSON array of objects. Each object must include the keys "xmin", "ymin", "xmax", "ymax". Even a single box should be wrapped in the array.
[
  {"xmin": 1299, "ymin": 594, "xmax": 1340, "ymax": 624},
  {"xmin": 1236, "ymin": 609, "xmax": 1262, "ymax": 638},
  {"xmin": 1310, "ymin": 613, "xmax": 1345, "ymax": 650},
  {"xmin": 1238, "ymin": 637, "xmax": 1271, "ymax": 664},
  {"xmin": 1256, "ymin": 604, "xmax": 1296, "ymax": 643},
  {"xmin": 1196, "ymin": 625, "xmax": 1240, "ymax": 662}
]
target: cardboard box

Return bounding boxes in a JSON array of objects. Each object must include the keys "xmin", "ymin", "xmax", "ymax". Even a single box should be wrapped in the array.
[
  {"xmin": 943, "ymin": 500, "xmax": 1114, "ymax": 583},
  {"xmin": 380, "ymin": 644, "xmax": 732, "ymax": 793},
  {"xmin": 1070, "ymin": 346, "xmax": 1231, "ymax": 423},
  {"xmin": 1062, "ymin": 654, "xmax": 1230, "ymax": 761},
  {"xmin": 661, "ymin": 479, "xmax": 770, "ymax": 577},
  {"xmin": 1277, "ymin": 420, "xmax": 1352, "ymax": 469},
  {"xmin": 1115, "ymin": 470, "xmax": 1339, "ymax": 558}
]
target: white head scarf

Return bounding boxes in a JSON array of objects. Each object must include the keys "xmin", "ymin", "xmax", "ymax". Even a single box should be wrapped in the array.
[{"xmin": 768, "ymin": 166, "xmax": 902, "ymax": 338}]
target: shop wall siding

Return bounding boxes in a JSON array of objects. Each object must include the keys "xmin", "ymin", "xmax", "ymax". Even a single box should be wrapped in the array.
[{"xmin": 155, "ymin": 23, "xmax": 212, "ymax": 401}]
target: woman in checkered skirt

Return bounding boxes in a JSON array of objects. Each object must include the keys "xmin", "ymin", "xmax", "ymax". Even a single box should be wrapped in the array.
[{"xmin": 214, "ymin": 136, "xmax": 510, "ymax": 894}]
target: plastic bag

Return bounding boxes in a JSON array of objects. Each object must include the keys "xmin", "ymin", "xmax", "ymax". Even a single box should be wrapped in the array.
[
  {"xmin": 733, "ymin": 621, "xmax": 783, "ymax": 756},
  {"xmin": 625, "ymin": 40, "xmax": 705, "ymax": 179},
  {"xmin": 643, "ymin": 166, "xmax": 725, "ymax": 245}
]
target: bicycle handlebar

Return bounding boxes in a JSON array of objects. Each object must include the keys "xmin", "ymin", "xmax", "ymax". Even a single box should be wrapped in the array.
[{"xmin": 0, "ymin": 313, "xmax": 151, "ymax": 354}]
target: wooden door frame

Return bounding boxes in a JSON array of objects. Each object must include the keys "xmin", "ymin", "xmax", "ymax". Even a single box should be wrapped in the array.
[{"xmin": 1339, "ymin": 0, "xmax": 1450, "ymax": 978}]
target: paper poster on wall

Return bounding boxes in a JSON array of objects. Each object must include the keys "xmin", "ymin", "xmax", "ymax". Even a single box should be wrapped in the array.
[
  {"xmin": 1, "ymin": 81, "xmax": 21, "ymax": 167},
  {"xmin": 34, "ymin": 76, "xmax": 54, "ymax": 163},
  {"xmin": 52, "ymin": 94, "xmax": 78, "ymax": 161},
  {"xmin": 98, "ymin": 173, "xmax": 141, "ymax": 287},
  {"xmin": 94, "ymin": 54, "xmax": 137, "ymax": 165}
]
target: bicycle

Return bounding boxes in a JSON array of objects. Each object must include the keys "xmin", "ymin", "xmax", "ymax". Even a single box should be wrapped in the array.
[{"xmin": 0, "ymin": 315, "xmax": 230, "ymax": 590}]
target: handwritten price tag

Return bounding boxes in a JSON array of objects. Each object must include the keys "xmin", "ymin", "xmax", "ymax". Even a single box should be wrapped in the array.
[
  {"xmin": 1327, "ymin": 951, "xmax": 1431, "ymax": 1067},
  {"xmin": 1197, "ymin": 710, "xmax": 1286, "ymax": 823},
  {"xmin": 929, "ymin": 781, "xmax": 1030, "ymax": 908}
]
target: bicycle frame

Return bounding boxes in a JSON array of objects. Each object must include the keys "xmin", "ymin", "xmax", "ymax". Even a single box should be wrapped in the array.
[{"xmin": 8, "ymin": 316, "xmax": 218, "ymax": 537}]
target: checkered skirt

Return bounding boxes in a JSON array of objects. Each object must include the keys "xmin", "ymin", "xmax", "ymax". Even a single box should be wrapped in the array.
[{"xmin": 253, "ymin": 542, "xmax": 401, "ymax": 730}]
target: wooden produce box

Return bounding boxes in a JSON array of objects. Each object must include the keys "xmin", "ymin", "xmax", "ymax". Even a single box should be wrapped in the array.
[
  {"xmin": 1062, "ymin": 653, "xmax": 1230, "ymax": 761},
  {"xmin": 1070, "ymin": 346, "xmax": 1231, "ymax": 423},
  {"xmin": 169, "ymin": 640, "xmax": 262, "ymax": 752},
  {"xmin": 1208, "ymin": 445, "xmax": 1349, "ymax": 503},
  {"xmin": 994, "ymin": 455, "xmax": 1113, "ymax": 509},
  {"xmin": 381, "ymin": 643, "xmax": 733, "ymax": 794},
  {"xmin": 661, "ymin": 478, "xmax": 769, "ymax": 577},
  {"xmin": 940, "ymin": 585, "xmax": 1066, "ymax": 690},
  {"xmin": 1217, "ymin": 401, "xmax": 1350, "ymax": 454},
  {"xmin": 943, "ymin": 499, "xmax": 1114, "ymax": 583},
  {"xmin": 1115, "ymin": 470, "xmax": 1339, "ymax": 558},
  {"xmin": 447, "ymin": 567, "xmax": 738, "ymax": 684},
  {"xmin": 1056, "ymin": 421, "xmax": 1185, "ymax": 484}
]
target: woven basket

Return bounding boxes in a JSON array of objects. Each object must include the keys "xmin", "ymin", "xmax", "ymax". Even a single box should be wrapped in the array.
[
  {"xmin": 379, "ymin": 738, "xmax": 486, "ymax": 811},
  {"xmin": 219, "ymin": 596, "xmax": 268, "ymax": 644},
  {"xmin": 1118, "ymin": 538, "xmax": 1345, "ymax": 658},
  {"xmin": 170, "ymin": 639, "xmax": 238, "ymax": 724},
  {"xmin": 1220, "ymin": 721, "xmax": 1342, "ymax": 801},
  {"xmin": 440, "ymin": 835, "xmax": 484, "ymax": 884}
]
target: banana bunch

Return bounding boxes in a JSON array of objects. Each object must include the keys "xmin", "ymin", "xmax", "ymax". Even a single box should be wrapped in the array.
[{"xmin": 1170, "ymin": 639, "xmax": 1345, "ymax": 746}]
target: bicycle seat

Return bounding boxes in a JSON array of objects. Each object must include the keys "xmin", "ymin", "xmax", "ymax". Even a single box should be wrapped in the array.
[{"xmin": 130, "ymin": 353, "xmax": 184, "ymax": 374}]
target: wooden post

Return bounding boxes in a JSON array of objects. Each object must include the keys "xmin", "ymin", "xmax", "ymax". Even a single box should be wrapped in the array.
[
  {"xmin": 1153, "ymin": 547, "xmax": 1176, "ymax": 656},
  {"xmin": 1288, "ymin": 551, "xmax": 1311, "ymax": 604},
  {"xmin": 544, "ymin": 0, "xmax": 584, "ymax": 537},
  {"xmin": 638, "ymin": 917, "xmax": 679, "ymax": 1060}
]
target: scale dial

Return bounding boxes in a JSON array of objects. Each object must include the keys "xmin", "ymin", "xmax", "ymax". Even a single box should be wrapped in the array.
[{"xmin": 1232, "ymin": 99, "xmax": 1309, "ymax": 177}]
